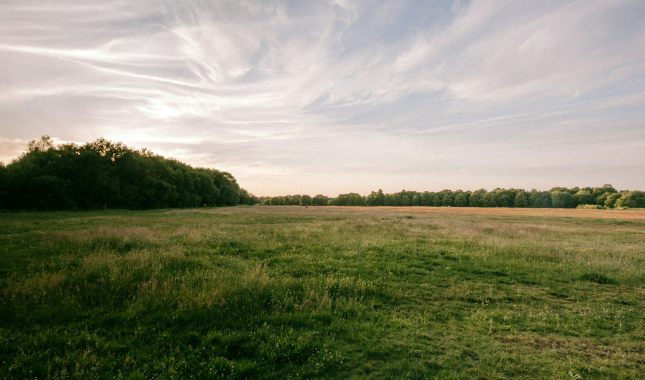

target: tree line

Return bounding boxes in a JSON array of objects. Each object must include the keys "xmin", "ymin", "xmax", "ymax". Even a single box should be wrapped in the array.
[
  {"xmin": 259, "ymin": 186, "xmax": 645, "ymax": 209},
  {"xmin": 0, "ymin": 136, "xmax": 256, "ymax": 210},
  {"xmin": 2, "ymin": 136, "xmax": 643, "ymax": 210}
]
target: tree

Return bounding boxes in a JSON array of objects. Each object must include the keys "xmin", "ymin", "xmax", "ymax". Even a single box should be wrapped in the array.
[
  {"xmin": 514, "ymin": 191, "xmax": 529, "ymax": 207},
  {"xmin": 299, "ymin": 195, "xmax": 312, "ymax": 206},
  {"xmin": 494, "ymin": 188, "xmax": 515, "ymax": 207},
  {"xmin": 615, "ymin": 191, "xmax": 645, "ymax": 208},
  {"xmin": 453, "ymin": 192, "xmax": 467, "ymax": 207},
  {"xmin": 482, "ymin": 191, "xmax": 497, "ymax": 207},
  {"xmin": 420, "ymin": 191, "xmax": 433, "ymax": 206},
  {"xmin": 469, "ymin": 189, "xmax": 487, "ymax": 207},
  {"xmin": 27, "ymin": 135, "xmax": 54, "ymax": 153},
  {"xmin": 313, "ymin": 194, "xmax": 330, "ymax": 206},
  {"xmin": 574, "ymin": 190, "xmax": 594, "ymax": 205},
  {"xmin": 551, "ymin": 190, "xmax": 576, "ymax": 208},
  {"xmin": 528, "ymin": 190, "xmax": 552, "ymax": 208},
  {"xmin": 440, "ymin": 191, "xmax": 454, "ymax": 206},
  {"xmin": 604, "ymin": 193, "xmax": 621, "ymax": 208},
  {"xmin": 2, "ymin": 136, "xmax": 253, "ymax": 210},
  {"xmin": 239, "ymin": 189, "xmax": 256, "ymax": 205},
  {"xmin": 334, "ymin": 193, "xmax": 365, "ymax": 206},
  {"xmin": 367, "ymin": 189, "xmax": 385, "ymax": 206},
  {"xmin": 592, "ymin": 184, "xmax": 616, "ymax": 205},
  {"xmin": 0, "ymin": 162, "xmax": 6, "ymax": 209}
]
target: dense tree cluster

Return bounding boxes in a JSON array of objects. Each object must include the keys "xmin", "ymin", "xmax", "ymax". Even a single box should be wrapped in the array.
[
  {"xmin": 0, "ymin": 136, "xmax": 256, "ymax": 210},
  {"xmin": 259, "ymin": 194, "xmax": 330, "ymax": 206},
  {"xmin": 260, "ymin": 186, "xmax": 645, "ymax": 209}
]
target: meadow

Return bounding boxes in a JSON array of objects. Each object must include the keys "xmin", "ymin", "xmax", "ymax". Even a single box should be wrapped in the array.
[{"xmin": 0, "ymin": 206, "xmax": 643, "ymax": 379}]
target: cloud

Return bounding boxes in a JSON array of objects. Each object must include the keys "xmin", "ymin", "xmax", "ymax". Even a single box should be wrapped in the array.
[{"xmin": 1, "ymin": 0, "xmax": 644, "ymax": 194}]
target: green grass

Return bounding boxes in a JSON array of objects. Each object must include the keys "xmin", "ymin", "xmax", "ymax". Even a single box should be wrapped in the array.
[{"xmin": 0, "ymin": 206, "xmax": 643, "ymax": 379}]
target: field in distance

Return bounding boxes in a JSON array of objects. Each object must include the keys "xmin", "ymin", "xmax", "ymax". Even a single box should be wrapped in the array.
[{"xmin": 1, "ymin": 206, "xmax": 643, "ymax": 379}]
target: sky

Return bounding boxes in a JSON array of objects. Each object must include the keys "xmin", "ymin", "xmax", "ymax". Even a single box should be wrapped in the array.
[{"xmin": 1, "ymin": 0, "xmax": 644, "ymax": 196}]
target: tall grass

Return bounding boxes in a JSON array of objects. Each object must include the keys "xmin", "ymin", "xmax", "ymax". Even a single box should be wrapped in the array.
[{"xmin": 0, "ymin": 207, "xmax": 643, "ymax": 379}]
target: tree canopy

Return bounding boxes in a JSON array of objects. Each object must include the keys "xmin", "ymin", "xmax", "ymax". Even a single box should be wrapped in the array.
[
  {"xmin": 259, "ymin": 185, "xmax": 644, "ymax": 209},
  {"xmin": 0, "ymin": 136, "xmax": 256, "ymax": 210}
]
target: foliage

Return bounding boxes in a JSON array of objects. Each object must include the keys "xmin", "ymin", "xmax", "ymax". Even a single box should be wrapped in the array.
[
  {"xmin": 576, "ymin": 204, "xmax": 602, "ymax": 210},
  {"xmin": 550, "ymin": 190, "xmax": 576, "ymax": 208},
  {"xmin": 0, "ymin": 136, "xmax": 256, "ymax": 210},
  {"xmin": 332, "ymin": 193, "xmax": 366, "ymax": 206},
  {"xmin": 604, "ymin": 193, "xmax": 622, "ymax": 208},
  {"xmin": 513, "ymin": 191, "xmax": 529, "ymax": 207},
  {"xmin": 615, "ymin": 191, "xmax": 645, "ymax": 208},
  {"xmin": 261, "ymin": 184, "xmax": 641, "ymax": 209},
  {"xmin": 574, "ymin": 189, "xmax": 594, "ymax": 205}
]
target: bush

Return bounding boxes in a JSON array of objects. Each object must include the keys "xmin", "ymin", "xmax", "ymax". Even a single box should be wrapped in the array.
[{"xmin": 576, "ymin": 204, "xmax": 603, "ymax": 209}]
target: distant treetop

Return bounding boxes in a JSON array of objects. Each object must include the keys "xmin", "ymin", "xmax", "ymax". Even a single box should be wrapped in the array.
[{"xmin": 259, "ymin": 186, "xmax": 644, "ymax": 209}]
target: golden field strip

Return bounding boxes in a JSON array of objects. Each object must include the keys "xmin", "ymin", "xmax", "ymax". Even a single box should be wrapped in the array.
[{"xmin": 178, "ymin": 205, "xmax": 645, "ymax": 219}]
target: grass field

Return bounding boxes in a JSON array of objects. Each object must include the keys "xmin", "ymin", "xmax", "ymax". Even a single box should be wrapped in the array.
[{"xmin": 1, "ymin": 206, "xmax": 643, "ymax": 379}]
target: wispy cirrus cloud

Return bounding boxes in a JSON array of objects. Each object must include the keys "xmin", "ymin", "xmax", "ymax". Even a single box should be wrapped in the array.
[{"xmin": 1, "ymin": 0, "xmax": 644, "ymax": 194}]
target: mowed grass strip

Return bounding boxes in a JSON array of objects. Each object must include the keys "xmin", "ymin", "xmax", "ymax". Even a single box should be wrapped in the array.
[{"xmin": 0, "ymin": 207, "xmax": 643, "ymax": 379}]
